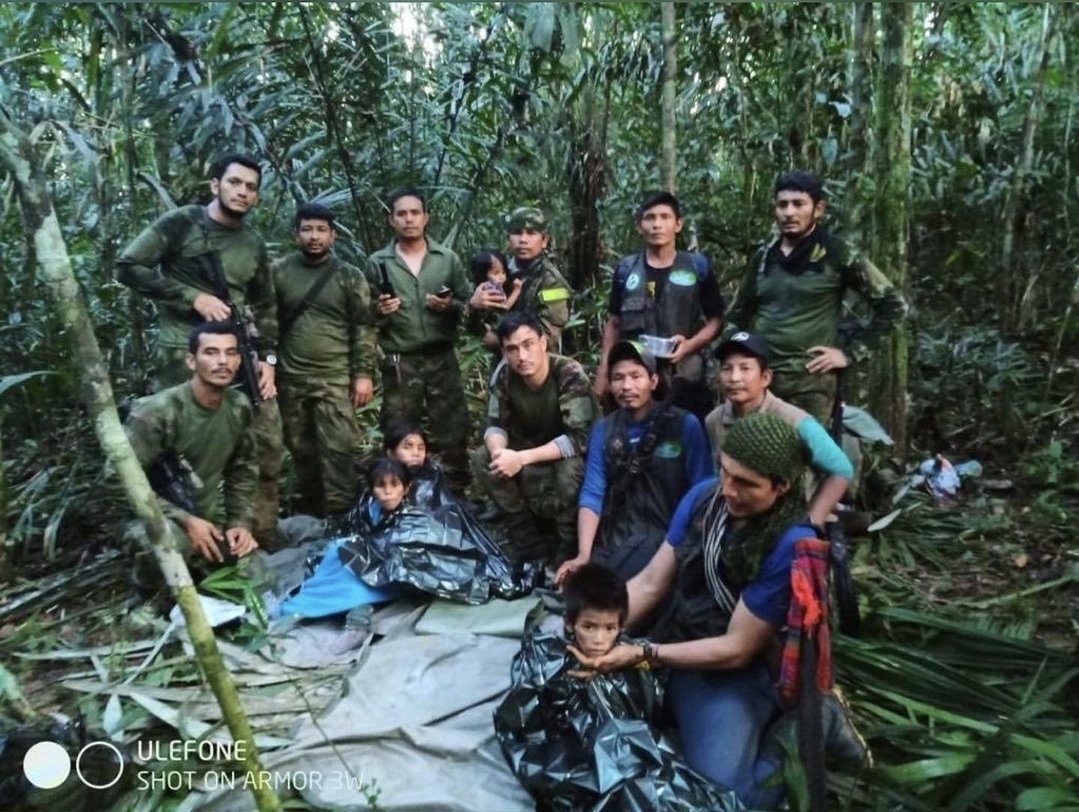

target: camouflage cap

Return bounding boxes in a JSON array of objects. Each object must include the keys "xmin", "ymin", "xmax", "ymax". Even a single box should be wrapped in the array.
[{"xmin": 506, "ymin": 206, "xmax": 548, "ymax": 233}]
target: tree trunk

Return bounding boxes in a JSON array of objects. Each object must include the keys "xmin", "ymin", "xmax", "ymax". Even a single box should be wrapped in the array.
[
  {"xmin": 660, "ymin": 2, "xmax": 677, "ymax": 193},
  {"xmin": 868, "ymin": 1, "xmax": 912, "ymax": 454},
  {"xmin": 0, "ymin": 112, "xmax": 282, "ymax": 812},
  {"xmin": 846, "ymin": 3, "xmax": 874, "ymax": 246},
  {"xmin": 999, "ymin": 3, "xmax": 1057, "ymax": 332}
]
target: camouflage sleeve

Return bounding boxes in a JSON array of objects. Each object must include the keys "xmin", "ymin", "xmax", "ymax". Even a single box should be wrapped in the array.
[
  {"xmin": 841, "ymin": 254, "xmax": 908, "ymax": 359},
  {"xmin": 115, "ymin": 210, "xmax": 204, "ymax": 308},
  {"xmin": 538, "ymin": 261, "xmax": 573, "ymax": 331},
  {"xmin": 249, "ymin": 240, "xmax": 278, "ymax": 354},
  {"xmin": 557, "ymin": 360, "xmax": 599, "ymax": 456},
  {"xmin": 346, "ymin": 264, "xmax": 378, "ymax": 379},
  {"xmin": 224, "ymin": 408, "xmax": 259, "ymax": 530},
  {"xmin": 485, "ymin": 362, "xmax": 510, "ymax": 432},
  {"xmin": 124, "ymin": 399, "xmax": 192, "ymax": 525},
  {"xmin": 724, "ymin": 249, "xmax": 762, "ymax": 333}
]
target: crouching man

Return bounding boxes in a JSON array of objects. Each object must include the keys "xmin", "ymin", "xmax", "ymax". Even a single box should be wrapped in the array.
[{"xmin": 126, "ymin": 323, "xmax": 260, "ymax": 590}]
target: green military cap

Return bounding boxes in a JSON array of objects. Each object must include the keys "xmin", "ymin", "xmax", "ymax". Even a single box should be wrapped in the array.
[{"xmin": 506, "ymin": 206, "xmax": 548, "ymax": 233}]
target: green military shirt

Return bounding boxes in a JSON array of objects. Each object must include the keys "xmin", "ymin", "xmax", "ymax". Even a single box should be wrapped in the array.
[
  {"xmin": 116, "ymin": 205, "xmax": 277, "ymax": 353},
  {"xmin": 726, "ymin": 227, "xmax": 907, "ymax": 375},
  {"xmin": 486, "ymin": 354, "xmax": 598, "ymax": 455},
  {"xmin": 125, "ymin": 382, "xmax": 258, "ymax": 529},
  {"xmin": 508, "ymin": 251, "xmax": 573, "ymax": 343},
  {"xmin": 272, "ymin": 252, "xmax": 376, "ymax": 386},
  {"xmin": 364, "ymin": 238, "xmax": 471, "ymax": 354}
]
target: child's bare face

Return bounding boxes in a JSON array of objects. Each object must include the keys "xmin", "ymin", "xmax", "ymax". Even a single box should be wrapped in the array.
[
  {"xmin": 372, "ymin": 474, "xmax": 406, "ymax": 513},
  {"xmin": 391, "ymin": 433, "xmax": 426, "ymax": 468},
  {"xmin": 486, "ymin": 258, "xmax": 507, "ymax": 286},
  {"xmin": 570, "ymin": 608, "xmax": 622, "ymax": 658}
]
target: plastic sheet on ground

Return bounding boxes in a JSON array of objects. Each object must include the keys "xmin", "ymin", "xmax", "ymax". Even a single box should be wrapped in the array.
[
  {"xmin": 190, "ymin": 600, "xmax": 537, "ymax": 812},
  {"xmin": 494, "ymin": 629, "xmax": 744, "ymax": 811}
]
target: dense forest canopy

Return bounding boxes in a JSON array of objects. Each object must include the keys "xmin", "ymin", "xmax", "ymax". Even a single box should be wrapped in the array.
[{"xmin": 0, "ymin": 3, "xmax": 1076, "ymax": 810}]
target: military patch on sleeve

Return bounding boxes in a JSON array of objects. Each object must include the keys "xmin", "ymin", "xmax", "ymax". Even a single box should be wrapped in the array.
[
  {"xmin": 669, "ymin": 270, "xmax": 698, "ymax": 287},
  {"xmin": 539, "ymin": 287, "xmax": 570, "ymax": 303}
]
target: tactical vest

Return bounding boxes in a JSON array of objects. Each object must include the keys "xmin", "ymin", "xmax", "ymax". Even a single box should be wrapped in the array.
[
  {"xmin": 615, "ymin": 251, "xmax": 706, "ymax": 340},
  {"xmin": 599, "ymin": 403, "xmax": 689, "ymax": 550}
]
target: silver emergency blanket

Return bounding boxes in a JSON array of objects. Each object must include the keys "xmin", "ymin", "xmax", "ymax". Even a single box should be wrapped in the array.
[
  {"xmin": 494, "ymin": 629, "xmax": 745, "ymax": 811},
  {"xmin": 336, "ymin": 493, "xmax": 536, "ymax": 604}
]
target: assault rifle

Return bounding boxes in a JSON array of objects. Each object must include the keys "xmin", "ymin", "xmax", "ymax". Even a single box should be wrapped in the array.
[
  {"xmin": 145, "ymin": 451, "xmax": 202, "ymax": 518},
  {"xmin": 198, "ymin": 250, "xmax": 263, "ymax": 409}
]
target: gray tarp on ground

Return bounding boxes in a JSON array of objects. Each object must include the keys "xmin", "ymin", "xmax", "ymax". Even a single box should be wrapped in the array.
[{"xmin": 190, "ymin": 598, "xmax": 538, "ymax": 811}]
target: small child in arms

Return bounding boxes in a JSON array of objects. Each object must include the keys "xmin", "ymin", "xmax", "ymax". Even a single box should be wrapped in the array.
[{"xmin": 470, "ymin": 248, "xmax": 522, "ymax": 348}]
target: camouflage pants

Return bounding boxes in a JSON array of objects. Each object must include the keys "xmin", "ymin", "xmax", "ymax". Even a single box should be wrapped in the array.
[
  {"xmin": 278, "ymin": 380, "xmax": 362, "ymax": 517},
  {"xmin": 470, "ymin": 446, "xmax": 582, "ymax": 565},
  {"xmin": 155, "ymin": 345, "xmax": 283, "ymax": 543},
  {"xmin": 381, "ymin": 346, "xmax": 470, "ymax": 490},
  {"xmin": 770, "ymin": 369, "xmax": 838, "ymax": 428}
]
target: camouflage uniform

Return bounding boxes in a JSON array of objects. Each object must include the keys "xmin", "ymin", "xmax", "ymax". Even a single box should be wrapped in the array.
[
  {"xmin": 124, "ymin": 382, "xmax": 258, "ymax": 587},
  {"xmin": 726, "ymin": 227, "xmax": 907, "ymax": 425},
  {"xmin": 364, "ymin": 238, "xmax": 473, "ymax": 491},
  {"xmin": 505, "ymin": 207, "xmax": 574, "ymax": 350},
  {"xmin": 117, "ymin": 205, "xmax": 283, "ymax": 542},
  {"xmin": 471, "ymin": 354, "xmax": 599, "ymax": 564},
  {"xmin": 274, "ymin": 252, "xmax": 377, "ymax": 516}
]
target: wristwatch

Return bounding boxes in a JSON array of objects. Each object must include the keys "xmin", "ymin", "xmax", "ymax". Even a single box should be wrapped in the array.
[{"xmin": 264, "ymin": 353, "xmax": 277, "ymax": 366}]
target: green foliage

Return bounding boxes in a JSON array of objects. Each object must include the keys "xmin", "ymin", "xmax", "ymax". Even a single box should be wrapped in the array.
[{"xmin": 1, "ymin": 3, "xmax": 1077, "ymax": 810}]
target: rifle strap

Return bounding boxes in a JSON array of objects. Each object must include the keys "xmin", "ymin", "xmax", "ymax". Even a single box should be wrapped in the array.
[{"xmin": 279, "ymin": 263, "xmax": 340, "ymax": 338}]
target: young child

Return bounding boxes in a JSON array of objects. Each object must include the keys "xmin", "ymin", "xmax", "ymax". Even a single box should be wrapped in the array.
[
  {"xmin": 470, "ymin": 248, "xmax": 521, "ymax": 349},
  {"xmin": 367, "ymin": 457, "xmax": 410, "ymax": 523},
  {"xmin": 382, "ymin": 418, "xmax": 447, "ymax": 508},
  {"xmin": 495, "ymin": 562, "xmax": 733, "ymax": 809},
  {"xmin": 563, "ymin": 562, "xmax": 628, "ymax": 659},
  {"xmin": 278, "ymin": 458, "xmax": 409, "ymax": 625}
]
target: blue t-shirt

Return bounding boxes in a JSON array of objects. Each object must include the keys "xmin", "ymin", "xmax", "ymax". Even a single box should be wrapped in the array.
[
  {"xmin": 578, "ymin": 412, "xmax": 713, "ymax": 514},
  {"xmin": 666, "ymin": 478, "xmax": 813, "ymax": 627}
]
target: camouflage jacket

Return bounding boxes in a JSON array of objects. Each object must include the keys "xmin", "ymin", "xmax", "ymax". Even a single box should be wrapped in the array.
[
  {"xmin": 507, "ymin": 252, "xmax": 573, "ymax": 347},
  {"xmin": 486, "ymin": 354, "xmax": 598, "ymax": 455},
  {"xmin": 726, "ymin": 227, "xmax": 907, "ymax": 375},
  {"xmin": 116, "ymin": 205, "xmax": 276, "ymax": 354},
  {"xmin": 125, "ymin": 382, "xmax": 258, "ymax": 529}
]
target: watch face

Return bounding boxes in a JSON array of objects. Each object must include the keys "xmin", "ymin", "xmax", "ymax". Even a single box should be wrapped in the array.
[{"xmin": 265, "ymin": 354, "xmax": 277, "ymax": 366}]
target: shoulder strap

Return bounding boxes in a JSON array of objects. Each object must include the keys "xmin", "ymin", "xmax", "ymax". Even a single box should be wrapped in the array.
[
  {"xmin": 689, "ymin": 251, "xmax": 710, "ymax": 277},
  {"xmin": 279, "ymin": 262, "xmax": 340, "ymax": 338}
]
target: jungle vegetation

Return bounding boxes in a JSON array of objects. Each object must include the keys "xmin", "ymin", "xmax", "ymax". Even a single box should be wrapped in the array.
[{"xmin": 0, "ymin": 3, "xmax": 1076, "ymax": 811}]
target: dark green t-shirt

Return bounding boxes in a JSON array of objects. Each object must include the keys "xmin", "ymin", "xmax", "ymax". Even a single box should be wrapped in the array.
[
  {"xmin": 125, "ymin": 382, "xmax": 257, "ymax": 528},
  {"xmin": 272, "ymin": 252, "xmax": 376, "ymax": 385}
]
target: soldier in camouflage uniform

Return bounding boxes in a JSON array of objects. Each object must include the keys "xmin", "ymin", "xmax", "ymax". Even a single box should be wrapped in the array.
[
  {"xmin": 365, "ymin": 188, "xmax": 473, "ymax": 492},
  {"xmin": 273, "ymin": 203, "xmax": 377, "ymax": 517},
  {"xmin": 125, "ymin": 323, "xmax": 260, "ymax": 589},
  {"xmin": 116, "ymin": 153, "xmax": 283, "ymax": 545},
  {"xmin": 471, "ymin": 312, "xmax": 599, "ymax": 565},
  {"xmin": 726, "ymin": 171, "xmax": 908, "ymax": 425},
  {"xmin": 469, "ymin": 207, "xmax": 573, "ymax": 350}
]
